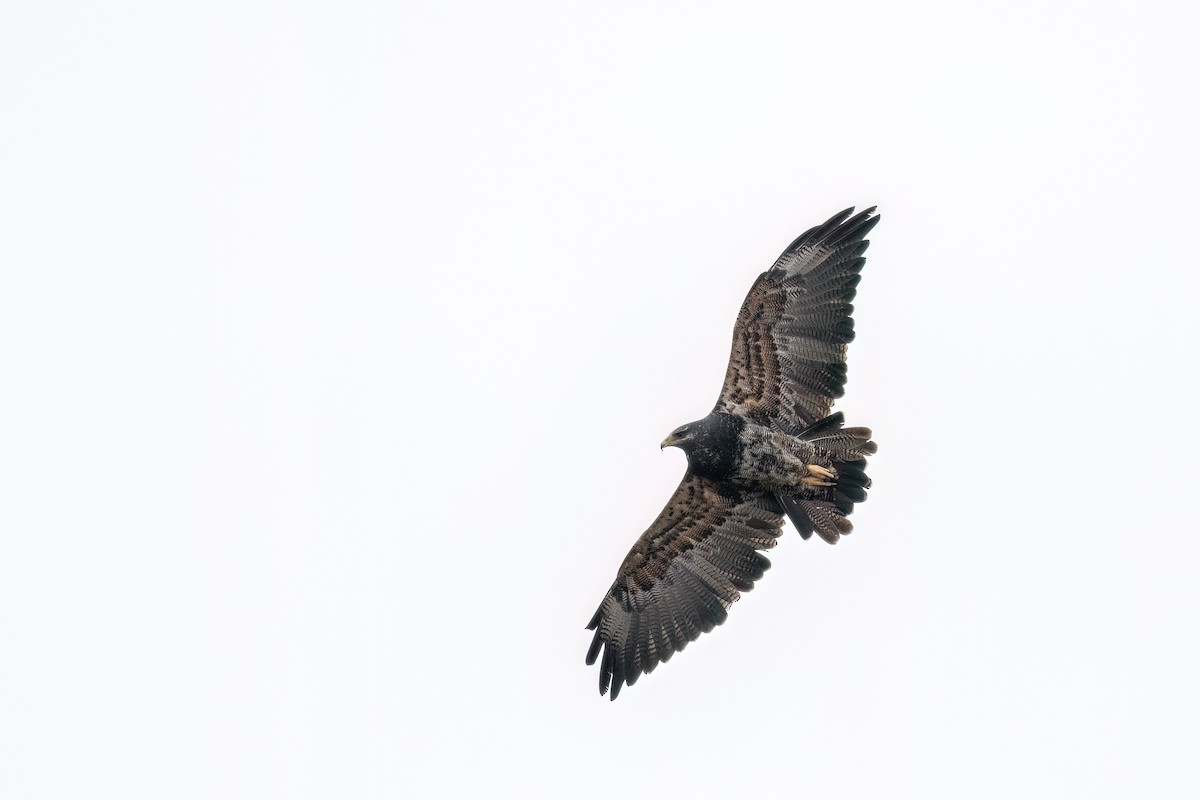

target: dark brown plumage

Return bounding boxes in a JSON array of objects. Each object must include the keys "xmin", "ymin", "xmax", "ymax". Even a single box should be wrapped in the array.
[{"xmin": 586, "ymin": 207, "xmax": 880, "ymax": 700}]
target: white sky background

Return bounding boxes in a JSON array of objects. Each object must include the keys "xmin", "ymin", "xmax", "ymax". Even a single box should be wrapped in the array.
[{"xmin": 2, "ymin": 1, "xmax": 1198, "ymax": 797}]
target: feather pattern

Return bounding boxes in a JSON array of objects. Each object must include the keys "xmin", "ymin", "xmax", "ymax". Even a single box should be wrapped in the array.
[
  {"xmin": 585, "ymin": 473, "xmax": 785, "ymax": 700},
  {"xmin": 586, "ymin": 207, "xmax": 879, "ymax": 699},
  {"xmin": 716, "ymin": 207, "xmax": 879, "ymax": 432}
]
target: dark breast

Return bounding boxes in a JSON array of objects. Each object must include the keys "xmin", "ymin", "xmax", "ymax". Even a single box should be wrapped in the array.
[{"xmin": 685, "ymin": 412, "xmax": 744, "ymax": 480}]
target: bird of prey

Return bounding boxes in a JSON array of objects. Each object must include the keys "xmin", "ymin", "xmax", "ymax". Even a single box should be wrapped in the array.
[{"xmin": 585, "ymin": 207, "xmax": 879, "ymax": 700}]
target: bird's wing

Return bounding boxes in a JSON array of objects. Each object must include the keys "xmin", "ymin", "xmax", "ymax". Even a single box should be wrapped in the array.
[
  {"xmin": 716, "ymin": 207, "xmax": 879, "ymax": 432},
  {"xmin": 585, "ymin": 473, "xmax": 785, "ymax": 699}
]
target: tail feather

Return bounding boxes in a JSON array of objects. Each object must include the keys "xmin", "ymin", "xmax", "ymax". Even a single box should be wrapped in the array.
[
  {"xmin": 778, "ymin": 414, "xmax": 874, "ymax": 544},
  {"xmin": 797, "ymin": 412, "xmax": 877, "ymax": 458}
]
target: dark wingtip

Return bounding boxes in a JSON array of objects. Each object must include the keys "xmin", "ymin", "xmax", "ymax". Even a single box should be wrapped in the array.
[
  {"xmin": 781, "ymin": 206, "xmax": 880, "ymax": 258},
  {"xmin": 785, "ymin": 207, "xmax": 855, "ymax": 251},
  {"xmin": 828, "ymin": 207, "xmax": 880, "ymax": 246},
  {"xmin": 585, "ymin": 628, "xmax": 603, "ymax": 666},
  {"xmin": 585, "ymin": 605, "xmax": 603, "ymax": 631}
]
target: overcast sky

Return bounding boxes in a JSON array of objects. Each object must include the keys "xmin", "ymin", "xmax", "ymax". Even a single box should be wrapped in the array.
[{"xmin": 3, "ymin": 1, "xmax": 1198, "ymax": 798}]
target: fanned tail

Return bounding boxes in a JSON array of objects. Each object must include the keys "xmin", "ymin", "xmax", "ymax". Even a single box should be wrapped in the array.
[{"xmin": 777, "ymin": 413, "xmax": 875, "ymax": 544}]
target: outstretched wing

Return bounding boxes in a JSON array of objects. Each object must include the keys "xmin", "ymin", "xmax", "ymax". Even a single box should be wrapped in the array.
[
  {"xmin": 716, "ymin": 207, "xmax": 879, "ymax": 432},
  {"xmin": 585, "ymin": 473, "xmax": 785, "ymax": 700}
]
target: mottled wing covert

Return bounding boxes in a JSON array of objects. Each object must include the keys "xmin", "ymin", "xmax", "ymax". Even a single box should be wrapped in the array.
[
  {"xmin": 716, "ymin": 207, "xmax": 879, "ymax": 432},
  {"xmin": 585, "ymin": 474, "xmax": 785, "ymax": 699}
]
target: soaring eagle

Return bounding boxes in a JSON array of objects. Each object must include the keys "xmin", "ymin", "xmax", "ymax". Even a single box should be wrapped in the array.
[{"xmin": 586, "ymin": 207, "xmax": 880, "ymax": 699}]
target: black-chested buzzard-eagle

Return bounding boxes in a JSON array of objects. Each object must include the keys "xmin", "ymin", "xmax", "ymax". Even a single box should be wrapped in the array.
[{"xmin": 586, "ymin": 207, "xmax": 880, "ymax": 699}]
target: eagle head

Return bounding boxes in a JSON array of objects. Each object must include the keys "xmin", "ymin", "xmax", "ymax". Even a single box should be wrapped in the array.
[
  {"xmin": 660, "ymin": 422, "xmax": 697, "ymax": 451},
  {"xmin": 660, "ymin": 413, "xmax": 743, "ymax": 479}
]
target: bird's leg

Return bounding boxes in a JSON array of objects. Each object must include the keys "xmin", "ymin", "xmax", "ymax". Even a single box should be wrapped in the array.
[{"xmin": 801, "ymin": 464, "xmax": 837, "ymax": 487}]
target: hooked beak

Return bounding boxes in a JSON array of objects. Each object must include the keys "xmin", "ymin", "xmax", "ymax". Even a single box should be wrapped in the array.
[{"xmin": 661, "ymin": 432, "xmax": 683, "ymax": 450}]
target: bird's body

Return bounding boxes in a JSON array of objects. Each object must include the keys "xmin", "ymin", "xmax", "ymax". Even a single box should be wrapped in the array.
[
  {"xmin": 586, "ymin": 207, "xmax": 880, "ymax": 700},
  {"xmin": 664, "ymin": 413, "xmax": 843, "ymax": 491}
]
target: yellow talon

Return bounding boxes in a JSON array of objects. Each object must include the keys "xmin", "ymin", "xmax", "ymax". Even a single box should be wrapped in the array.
[{"xmin": 801, "ymin": 464, "xmax": 836, "ymax": 487}]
